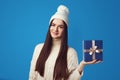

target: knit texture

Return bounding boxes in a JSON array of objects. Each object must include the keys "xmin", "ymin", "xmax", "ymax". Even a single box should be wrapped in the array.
[
  {"xmin": 49, "ymin": 5, "xmax": 69, "ymax": 26},
  {"xmin": 29, "ymin": 39, "xmax": 82, "ymax": 80}
]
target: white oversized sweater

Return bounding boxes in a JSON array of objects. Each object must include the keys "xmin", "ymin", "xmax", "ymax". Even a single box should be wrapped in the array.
[{"xmin": 29, "ymin": 40, "xmax": 82, "ymax": 80}]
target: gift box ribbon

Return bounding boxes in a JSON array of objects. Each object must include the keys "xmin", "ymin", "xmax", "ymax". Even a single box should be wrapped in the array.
[{"xmin": 84, "ymin": 40, "xmax": 103, "ymax": 59}]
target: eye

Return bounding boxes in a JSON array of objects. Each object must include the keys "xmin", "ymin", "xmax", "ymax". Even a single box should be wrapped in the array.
[
  {"xmin": 51, "ymin": 23, "xmax": 55, "ymax": 27},
  {"xmin": 58, "ymin": 25, "xmax": 64, "ymax": 29}
]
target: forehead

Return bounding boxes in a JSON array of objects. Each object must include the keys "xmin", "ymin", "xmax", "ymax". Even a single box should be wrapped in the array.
[{"xmin": 52, "ymin": 18, "xmax": 64, "ymax": 25}]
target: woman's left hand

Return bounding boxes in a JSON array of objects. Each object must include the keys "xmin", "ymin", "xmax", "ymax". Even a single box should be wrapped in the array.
[
  {"xmin": 78, "ymin": 59, "xmax": 102, "ymax": 74},
  {"xmin": 81, "ymin": 59, "xmax": 102, "ymax": 65}
]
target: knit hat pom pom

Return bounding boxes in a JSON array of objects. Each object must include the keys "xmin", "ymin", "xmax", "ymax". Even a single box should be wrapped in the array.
[
  {"xmin": 57, "ymin": 5, "xmax": 69, "ymax": 14},
  {"xmin": 49, "ymin": 5, "xmax": 69, "ymax": 26}
]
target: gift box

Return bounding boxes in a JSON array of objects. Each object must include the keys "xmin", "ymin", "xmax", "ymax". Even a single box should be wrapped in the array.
[{"xmin": 83, "ymin": 40, "xmax": 103, "ymax": 62}]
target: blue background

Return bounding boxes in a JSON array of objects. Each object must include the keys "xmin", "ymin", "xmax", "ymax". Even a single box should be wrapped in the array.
[{"xmin": 0, "ymin": 0, "xmax": 120, "ymax": 80}]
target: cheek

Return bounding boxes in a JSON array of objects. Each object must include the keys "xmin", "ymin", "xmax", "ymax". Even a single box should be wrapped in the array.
[
  {"xmin": 50, "ymin": 27, "xmax": 53, "ymax": 33},
  {"xmin": 59, "ymin": 29, "xmax": 64, "ymax": 35},
  {"xmin": 50, "ymin": 27, "xmax": 52, "ymax": 30}
]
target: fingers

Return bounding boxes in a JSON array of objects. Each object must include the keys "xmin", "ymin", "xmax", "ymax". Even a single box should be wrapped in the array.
[
  {"xmin": 95, "ymin": 60, "xmax": 102, "ymax": 64},
  {"xmin": 86, "ymin": 60, "xmax": 97, "ymax": 64},
  {"xmin": 83, "ymin": 59, "xmax": 102, "ymax": 65}
]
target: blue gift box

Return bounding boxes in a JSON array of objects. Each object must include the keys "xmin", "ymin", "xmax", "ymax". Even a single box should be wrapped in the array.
[{"xmin": 83, "ymin": 40, "xmax": 103, "ymax": 62}]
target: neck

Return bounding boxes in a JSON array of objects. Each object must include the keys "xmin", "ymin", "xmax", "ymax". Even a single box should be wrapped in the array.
[{"xmin": 52, "ymin": 39, "xmax": 61, "ymax": 46}]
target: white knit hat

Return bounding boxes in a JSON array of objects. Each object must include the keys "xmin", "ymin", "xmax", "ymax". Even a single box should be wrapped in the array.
[{"xmin": 49, "ymin": 5, "xmax": 69, "ymax": 26}]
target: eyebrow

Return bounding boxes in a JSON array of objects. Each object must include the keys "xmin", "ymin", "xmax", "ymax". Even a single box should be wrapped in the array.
[{"xmin": 51, "ymin": 22, "xmax": 64, "ymax": 26}]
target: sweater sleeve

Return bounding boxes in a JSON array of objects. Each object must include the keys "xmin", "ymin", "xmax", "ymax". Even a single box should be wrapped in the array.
[
  {"xmin": 29, "ymin": 43, "xmax": 44, "ymax": 80},
  {"xmin": 67, "ymin": 48, "xmax": 83, "ymax": 80}
]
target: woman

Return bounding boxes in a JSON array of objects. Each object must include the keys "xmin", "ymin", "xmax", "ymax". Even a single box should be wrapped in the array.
[{"xmin": 29, "ymin": 5, "xmax": 99, "ymax": 80}]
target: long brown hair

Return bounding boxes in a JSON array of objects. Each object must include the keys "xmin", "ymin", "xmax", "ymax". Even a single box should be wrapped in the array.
[{"xmin": 35, "ymin": 19, "xmax": 69, "ymax": 80}]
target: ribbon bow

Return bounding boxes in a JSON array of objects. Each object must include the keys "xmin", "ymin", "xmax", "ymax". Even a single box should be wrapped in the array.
[{"xmin": 84, "ymin": 40, "xmax": 103, "ymax": 59}]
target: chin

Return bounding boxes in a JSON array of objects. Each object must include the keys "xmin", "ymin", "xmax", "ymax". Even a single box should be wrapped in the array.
[
  {"xmin": 52, "ymin": 36, "xmax": 61, "ymax": 40},
  {"xmin": 52, "ymin": 37, "xmax": 59, "ymax": 39}
]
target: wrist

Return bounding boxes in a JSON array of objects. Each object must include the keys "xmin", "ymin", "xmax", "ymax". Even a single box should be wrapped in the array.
[{"xmin": 78, "ymin": 61, "xmax": 85, "ymax": 74}]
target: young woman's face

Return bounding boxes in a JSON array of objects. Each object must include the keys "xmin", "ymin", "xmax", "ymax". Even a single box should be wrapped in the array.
[{"xmin": 50, "ymin": 18, "xmax": 64, "ymax": 40}]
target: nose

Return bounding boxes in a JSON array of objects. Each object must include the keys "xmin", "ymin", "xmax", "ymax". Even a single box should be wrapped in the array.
[{"xmin": 54, "ymin": 26, "xmax": 58, "ymax": 32}]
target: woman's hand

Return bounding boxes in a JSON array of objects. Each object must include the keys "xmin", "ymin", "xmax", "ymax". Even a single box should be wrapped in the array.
[
  {"xmin": 78, "ymin": 60, "xmax": 102, "ymax": 75},
  {"xmin": 81, "ymin": 59, "xmax": 102, "ymax": 65}
]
